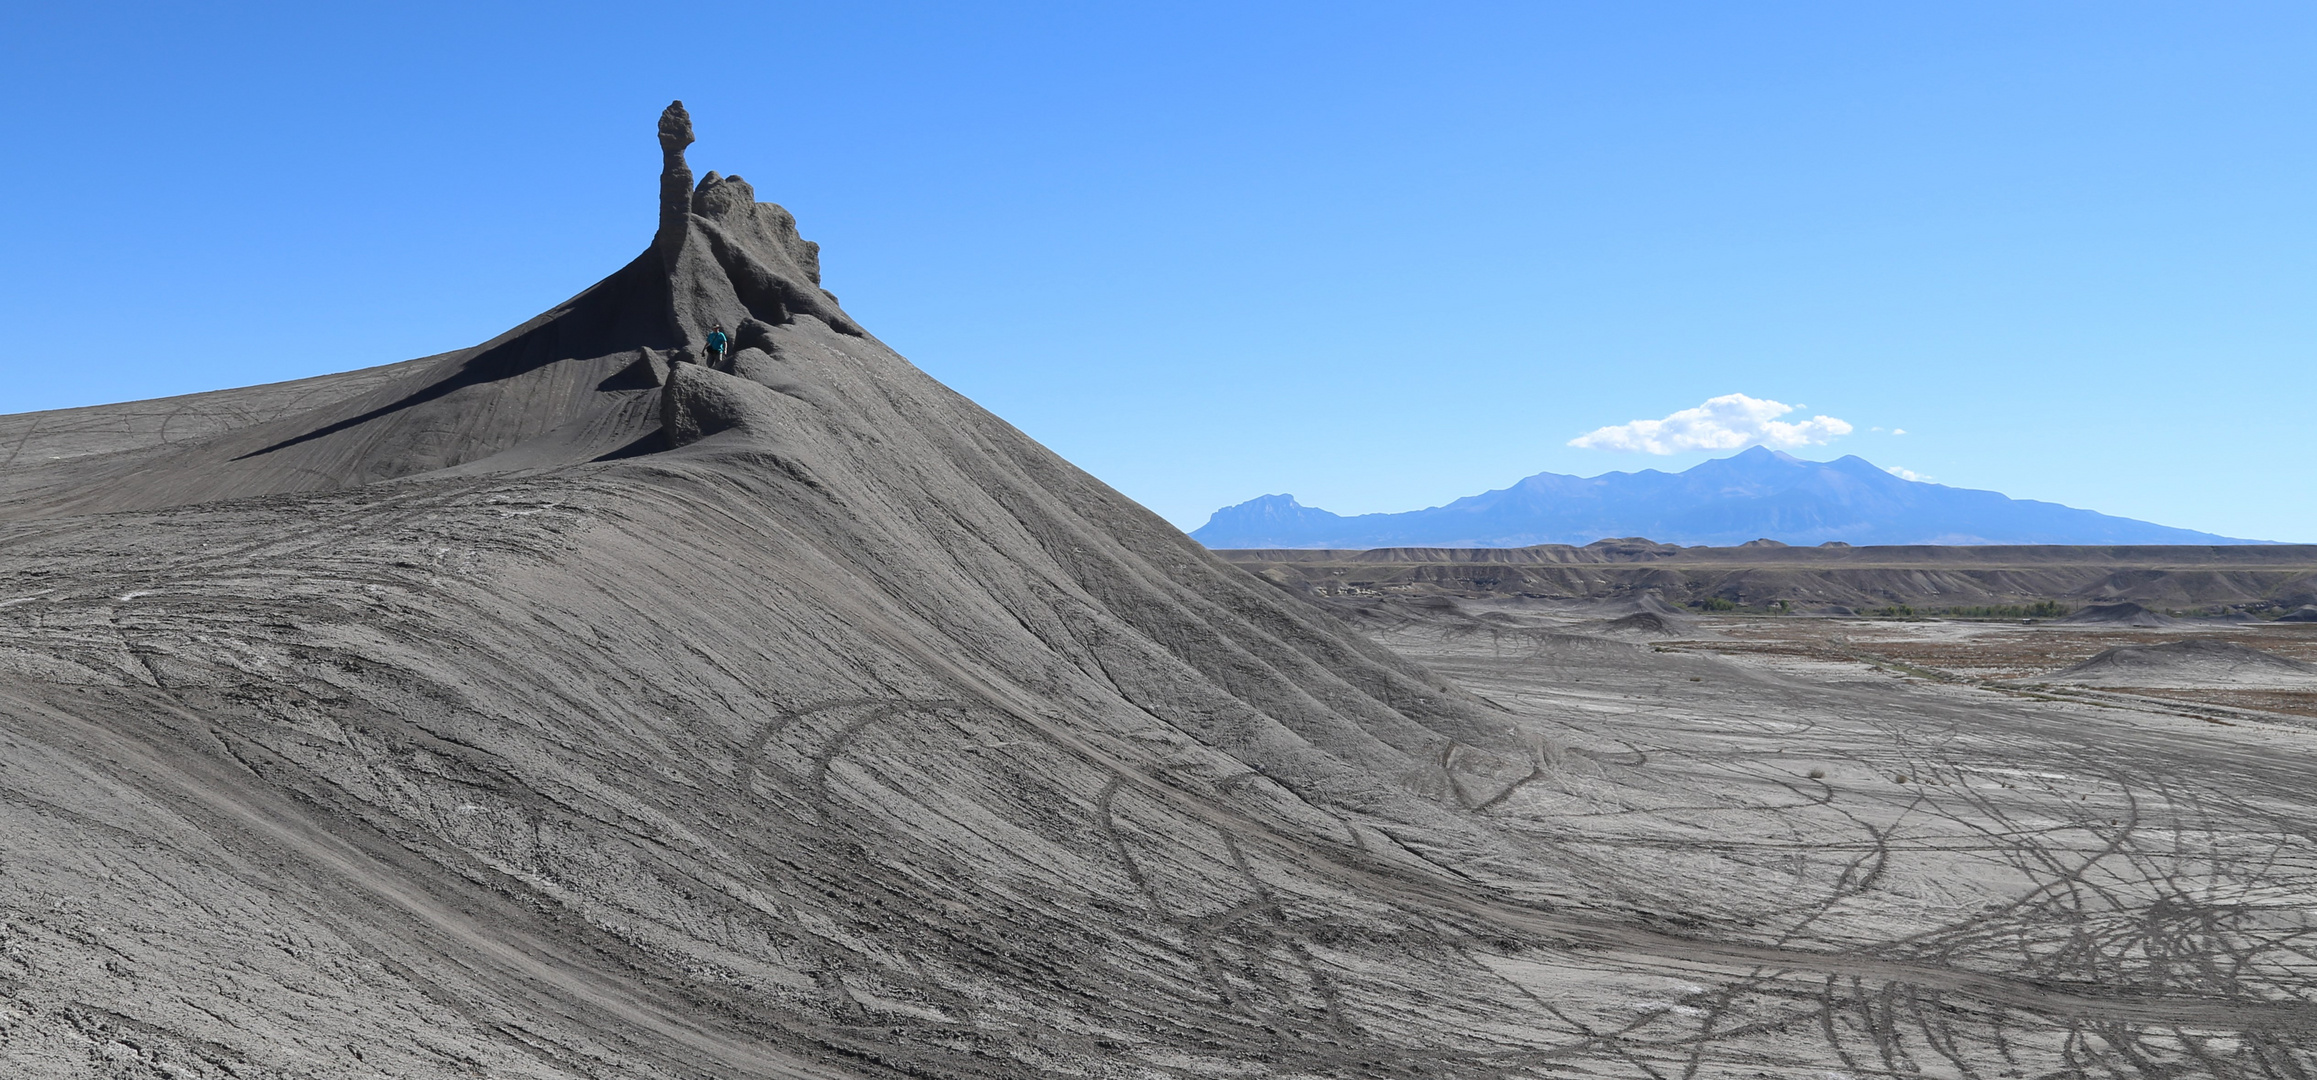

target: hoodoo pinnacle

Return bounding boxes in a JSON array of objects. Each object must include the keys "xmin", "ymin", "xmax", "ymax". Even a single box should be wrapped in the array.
[{"xmin": 655, "ymin": 100, "xmax": 696, "ymax": 265}]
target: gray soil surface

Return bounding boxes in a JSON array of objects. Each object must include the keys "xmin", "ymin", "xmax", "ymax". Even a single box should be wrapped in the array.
[
  {"xmin": 3, "ymin": 106, "xmax": 2314, "ymax": 1078},
  {"xmin": 1592, "ymin": 610, "xmax": 1699, "ymax": 638},
  {"xmin": 2048, "ymin": 637, "xmax": 2317, "ymax": 688},
  {"xmin": 0, "ymin": 357, "xmax": 437, "ymax": 469},
  {"xmin": 1221, "ymin": 542, "xmax": 2317, "ymax": 612},
  {"xmin": 2055, "ymin": 602, "xmax": 2187, "ymax": 629}
]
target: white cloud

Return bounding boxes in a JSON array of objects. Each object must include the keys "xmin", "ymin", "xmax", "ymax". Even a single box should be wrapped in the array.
[
  {"xmin": 1892, "ymin": 428, "xmax": 1907, "ymax": 436},
  {"xmin": 1568, "ymin": 393, "xmax": 1855, "ymax": 455},
  {"xmin": 1884, "ymin": 465, "xmax": 1930, "ymax": 482}
]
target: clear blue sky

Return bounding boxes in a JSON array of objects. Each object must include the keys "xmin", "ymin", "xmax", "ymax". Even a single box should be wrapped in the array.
[{"xmin": 3, "ymin": 2, "xmax": 2311, "ymax": 539}]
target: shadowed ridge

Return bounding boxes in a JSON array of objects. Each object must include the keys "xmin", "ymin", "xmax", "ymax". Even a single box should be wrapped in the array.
[
  {"xmin": 0, "ymin": 101, "xmax": 865, "ymax": 523},
  {"xmin": 0, "ymin": 352, "xmax": 442, "ymax": 467},
  {"xmin": 230, "ymin": 248, "xmax": 677, "ymax": 461}
]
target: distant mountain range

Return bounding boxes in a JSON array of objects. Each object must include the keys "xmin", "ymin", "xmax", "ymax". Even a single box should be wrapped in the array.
[{"xmin": 1191, "ymin": 447, "xmax": 2262, "ymax": 548}]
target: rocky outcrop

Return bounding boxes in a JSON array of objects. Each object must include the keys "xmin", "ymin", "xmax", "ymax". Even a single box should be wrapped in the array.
[
  {"xmin": 598, "ymin": 348, "xmax": 671, "ymax": 390},
  {"xmin": 648, "ymin": 105, "xmax": 862, "ymax": 350},
  {"xmin": 0, "ymin": 102, "xmax": 886, "ymax": 520},
  {"xmin": 659, "ymin": 362, "xmax": 781, "ymax": 448},
  {"xmin": 733, "ymin": 316, "xmax": 782, "ymax": 355},
  {"xmin": 723, "ymin": 345, "xmax": 774, "ymax": 378},
  {"xmin": 686, "ymin": 172, "xmax": 860, "ymax": 336},
  {"xmin": 654, "ymin": 100, "xmax": 695, "ymax": 266}
]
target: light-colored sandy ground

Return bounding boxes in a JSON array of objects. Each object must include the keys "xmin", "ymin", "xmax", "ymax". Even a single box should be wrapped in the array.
[{"xmin": 1350, "ymin": 601, "xmax": 2317, "ymax": 1075}]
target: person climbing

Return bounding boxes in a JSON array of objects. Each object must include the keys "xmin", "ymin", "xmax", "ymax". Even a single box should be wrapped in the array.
[{"xmin": 705, "ymin": 324, "xmax": 729, "ymax": 368}]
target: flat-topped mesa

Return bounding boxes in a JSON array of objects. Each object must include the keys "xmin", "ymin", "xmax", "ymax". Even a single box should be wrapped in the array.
[{"xmin": 649, "ymin": 100, "xmax": 861, "ymax": 343}]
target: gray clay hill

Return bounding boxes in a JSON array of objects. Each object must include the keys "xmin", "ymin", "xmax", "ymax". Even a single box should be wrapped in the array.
[
  {"xmin": 2055, "ymin": 601, "xmax": 2186, "ymax": 628},
  {"xmin": 0, "ymin": 102, "xmax": 1517, "ymax": 1077},
  {"xmin": 3, "ymin": 104, "xmax": 2315, "ymax": 1078},
  {"xmin": 2048, "ymin": 637, "xmax": 2317, "ymax": 688}
]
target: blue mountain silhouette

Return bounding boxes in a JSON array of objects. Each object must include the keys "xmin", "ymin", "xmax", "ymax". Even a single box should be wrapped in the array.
[{"xmin": 1192, "ymin": 447, "xmax": 2260, "ymax": 548}]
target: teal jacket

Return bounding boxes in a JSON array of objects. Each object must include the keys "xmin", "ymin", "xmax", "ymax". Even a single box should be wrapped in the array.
[{"xmin": 706, "ymin": 330, "xmax": 729, "ymax": 352}]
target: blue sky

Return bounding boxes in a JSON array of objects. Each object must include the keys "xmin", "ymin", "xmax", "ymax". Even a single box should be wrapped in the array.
[{"xmin": 3, "ymin": 2, "xmax": 2312, "ymax": 539}]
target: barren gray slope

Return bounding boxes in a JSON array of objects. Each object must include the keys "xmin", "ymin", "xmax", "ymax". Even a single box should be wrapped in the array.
[
  {"xmin": 2049, "ymin": 637, "xmax": 2317, "ymax": 687},
  {"xmin": 3, "ymin": 102, "xmax": 2312, "ymax": 1080},
  {"xmin": 0, "ymin": 354, "xmax": 436, "ymax": 468},
  {"xmin": 0, "ymin": 249, "xmax": 671, "ymax": 521},
  {"xmin": 2055, "ymin": 601, "xmax": 2187, "ymax": 628},
  {"xmin": 0, "ymin": 103, "xmax": 1528, "ymax": 1078},
  {"xmin": 1221, "ymin": 543, "xmax": 2317, "ymax": 611}
]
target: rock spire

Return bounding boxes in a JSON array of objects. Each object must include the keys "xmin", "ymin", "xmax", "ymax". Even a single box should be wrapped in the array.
[{"xmin": 655, "ymin": 100, "xmax": 695, "ymax": 264}]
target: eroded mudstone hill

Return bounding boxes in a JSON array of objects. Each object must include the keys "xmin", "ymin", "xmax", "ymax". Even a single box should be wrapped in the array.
[
  {"xmin": 0, "ymin": 102, "xmax": 1541, "ymax": 1078},
  {"xmin": 4, "ymin": 104, "xmax": 2314, "ymax": 1079},
  {"xmin": 2049, "ymin": 637, "xmax": 2317, "ymax": 687},
  {"xmin": 1220, "ymin": 540, "xmax": 2317, "ymax": 612}
]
